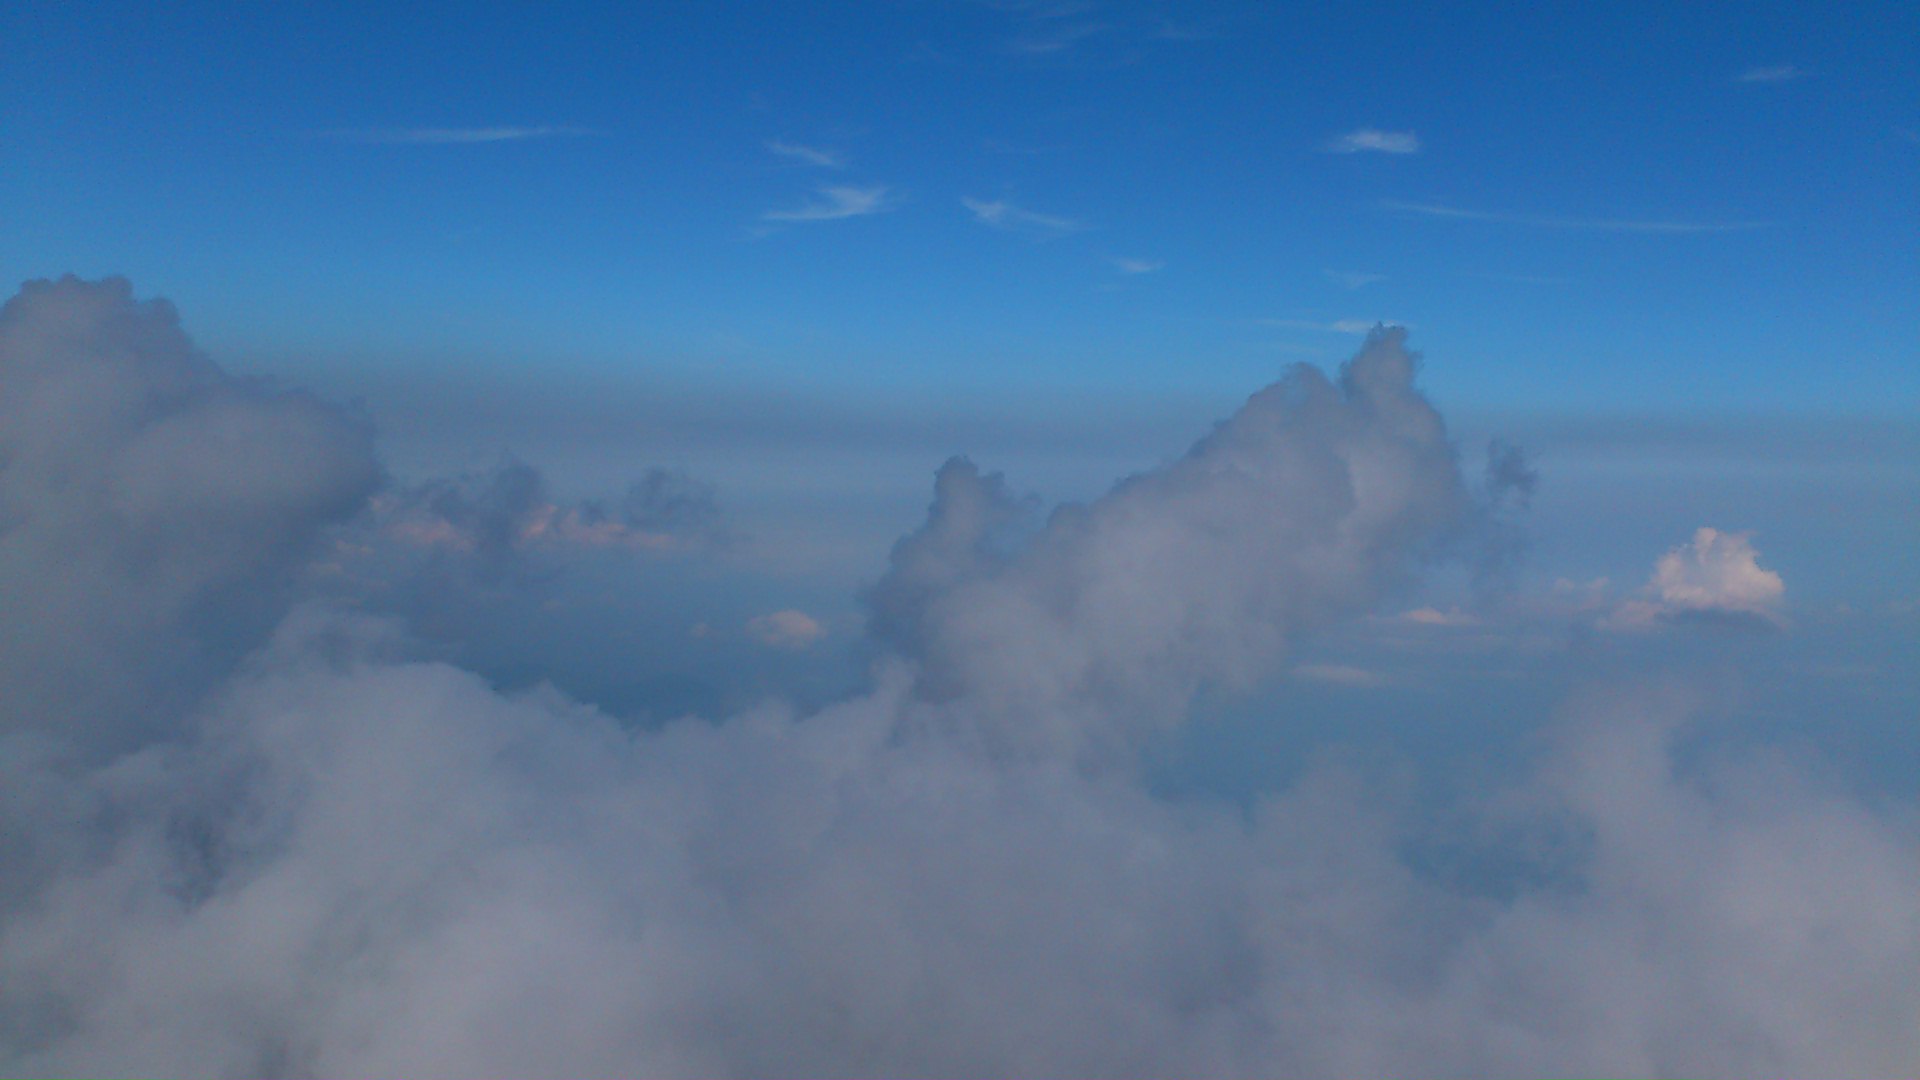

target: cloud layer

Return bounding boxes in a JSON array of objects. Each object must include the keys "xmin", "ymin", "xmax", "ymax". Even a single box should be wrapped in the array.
[{"xmin": 2, "ymin": 279, "xmax": 1914, "ymax": 1078}]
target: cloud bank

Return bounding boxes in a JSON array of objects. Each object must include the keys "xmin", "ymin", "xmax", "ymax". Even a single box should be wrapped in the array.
[{"xmin": 2, "ymin": 279, "xmax": 1915, "ymax": 1078}]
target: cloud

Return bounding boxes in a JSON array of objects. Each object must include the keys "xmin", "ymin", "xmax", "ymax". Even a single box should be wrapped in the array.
[
  {"xmin": 962, "ymin": 196, "xmax": 1085, "ymax": 237},
  {"xmin": 765, "ymin": 140, "xmax": 845, "ymax": 168},
  {"xmin": 763, "ymin": 185, "xmax": 897, "ymax": 222},
  {"xmin": 866, "ymin": 326, "xmax": 1472, "ymax": 760},
  {"xmin": 1324, "ymin": 269, "xmax": 1386, "ymax": 289},
  {"xmin": 1113, "ymin": 257, "xmax": 1163, "ymax": 274},
  {"xmin": 320, "ymin": 126, "xmax": 596, "ymax": 144},
  {"xmin": 0, "ymin": 276, "xmax": 377, "ymax": 755},
  {"xmin": 1382, "ymin": 199, "xmax": 1767, "ymax": 234},
  {"xmin": 4, "ymin": 282, "xmax": 1915, "ymax": 1078},
  {"xmin": 1395, "ymin": 606, "xmax": 1478, "ymax": 627},
  {"xmin": 1293, "ymin": 662, "xmax": 1388, "ymax": 686},
  {"xmin": 1327, "ymin": 128, "xmax": 1420, "ymax": 154},
  {"xmin": 1258, "ymin": 318, "xmax": 1394, "ymax": 335},
  {"xmin": 746, "ymin": 609, "xmax": 828, "ymax": 650},
  {"xmin": 1608, "ymin": 527, "xmax": 1787, "ymax": 629},
  {"xmin": 1737, "ymin": 64, "xmax": 1803, "ymax": 83},
  {"xmin": 375, "ymin": 459, "xmax": 727, "ymax": 563}
]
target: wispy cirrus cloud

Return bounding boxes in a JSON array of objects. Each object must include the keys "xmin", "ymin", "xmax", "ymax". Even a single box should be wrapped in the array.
[
  {"xmin": 1737, "ymin": 64, "xmax": 1803, "ymax": 83},
  {"xmin": 764, "ymin": 185, "xmax": 898, "ymax": 223},
  {"xmin": 962, "ymin": 196, "xmax": 1085, "ymax": 237},
  {"xmin": 319, "ymin": 125, "xmax": 596, "ymax": 144},
  {"xmin": 1113, "ymin": 257, "xmax": 1163, "ymax": 274},
  {"xmin": 1382, "ymin": 199, "xmax": 1767, "ymax": 233},
  {"xmin": 765, "ymin": 140, "xmax": 845, "ymax": 168},
  {"xmin": 1327, "ymin": 128, "xmax": 1420, "ymax": 154}
]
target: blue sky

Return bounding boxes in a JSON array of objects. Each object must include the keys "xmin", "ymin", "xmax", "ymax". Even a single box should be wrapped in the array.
[
  {"xmin": 2, "ymin": 0, "xmax": 1914, "ymax": 663},
  {"xmin": 6, "ymin": 0, "xmax": 1917, "ymax": 413}
]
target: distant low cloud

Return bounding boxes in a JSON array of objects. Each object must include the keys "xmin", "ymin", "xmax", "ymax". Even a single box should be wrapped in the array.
[
  {"xmin": 320, "ymin": 126, "xmax": 595, "ymax": 144},
  {"xmin": 1382, "ymin": 199, "xmax": 1766, "ymax": 234},
  {"xmin": 962, "ymin": 196, "xmax": 1084, "ymax": 237},
  {"xmin": 765, "ymin": 140, "xmax": 845, "ymax": 168},
  {"xmin": 1258, "ymin": 318, "xmax": 1394, "ymax": 335},
  {"xmin": 1737, "ymin": 64, "xmax": 1803, "ymax": 83},
  {"xmin": 764, "ymin": 185, "xmax": 897, "ymax": 223},
  {"xmin": 1293, "ymin": 662, "xmax": 1388, "ymax": 687},
  {"xmin": 1327, "ymin": 128, "xmax": 1420, "ymax": 154},
  {"xmin": 1324, "ymin": 269, "xmax": 1386, "ymax": 289},
  {"xmin": 1609, "ymin": 527, "xmax": 1786, "ymax": 629},
  {"xmin": 746, "ymin": 609, "xmax": 828, "ymax": 650}
]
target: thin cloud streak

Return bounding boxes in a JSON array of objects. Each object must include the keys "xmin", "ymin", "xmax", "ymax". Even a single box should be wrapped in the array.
[
  {"xmin": 765, "ymin": 140, "xmax": 845, "ymax": 168},
  {"xmin": 962, "ymin": 196, "xmax": 1085, "ymax": 236},
  {"xmin": 1382, "ymin": 199, "xmax": 1768, "ymax": 233},
  {"xmin": 763, "ymin": 185, "xmax": 898, "ymax": 223},
  {"xmin": 1737, "ymin": 64, "xmax": 1803, "ymax": 83},
  {"xmin": 319, "ymin": 126, "xmax": 597, "ymax": 145},
  {"xmin": 1114, "ymin": 257, "xmax": 1163, "ymax": 274},
  {"xmin": 1327, "ymin": 128, "xmax": 1420, "ymax": 154}
]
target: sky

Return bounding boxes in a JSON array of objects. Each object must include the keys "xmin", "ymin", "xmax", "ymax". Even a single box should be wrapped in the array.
[{"xmin": 3, "ymin": 2, "xmax": 1919, "ymax": 1076}]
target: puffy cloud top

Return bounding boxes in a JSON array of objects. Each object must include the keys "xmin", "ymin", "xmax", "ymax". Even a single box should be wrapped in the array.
[
  {"xmin": 0, "ymin": 276, "xmax": 378, "ymax": 751},
  {"xmin": 870, "ymin": 328, "xmax": 1469, "ymax": 761}
]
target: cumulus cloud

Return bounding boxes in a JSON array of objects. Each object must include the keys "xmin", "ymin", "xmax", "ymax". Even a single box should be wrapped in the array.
[
  {"xmin": 867, "ymin": 327, "xmax": 1471, "ymax": 760},
  {"xmin": 746, "ymin": 609, "xmax": 828, "ymax": 650},
  {"xmin": 1327, "ymin": 128, "xmax": 1420, "ymax": 154},
  {"xmin": 374, "ymin": 458, "xmax": 726, "ymax": 564},
  {"xmin": 1609, "ymin": 527, "xmax": 1786, "ymax": 629},
  {"xmin": 0, "ymin": 276, "xmax": 377, "ymax": 753},
  {"xmin": 2, "ymin": 282, "xmax": 1913, "ymax": 1079}
]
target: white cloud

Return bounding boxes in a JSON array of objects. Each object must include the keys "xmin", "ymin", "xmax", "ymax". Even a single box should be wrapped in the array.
[
  {"xmin": 1608, "ymin": 527, "xmax": 1787, "ymax": 629},
  {"xmin": 763, "ymin": 185, "xmax": 897, "ymax": 222},
  {"xmin": 1113, "ymin": 257, "xmax": 1163, "ymax": 274},
  {"xmin": 1327, "ymin": 128, "xmax": 1420, "ymax": 154},
  {"xmin": 765, "ymin": 140, "xmax": 845, "ymax": 168},
  {"xmin": 1737, "ymin": 64, "xmax": 1803, "ymax": 83},
  {"xmin": 746, "ymin": 609, "xmax": 828, "ymax": 650},
  {"xmin": 321, "ymin": 126, "xmax": 595, "ymax": 144},
  {"xmin": 1382, "ymin": 199, "xmax": 1767, "ymax": 234},
  {"xmin": 1395, "ymin": 606, "xmax": 1478, "ymax": 627},
  {"xmin": 962, "ymin": 196, "xmax": 1084, "ymax": 237}
]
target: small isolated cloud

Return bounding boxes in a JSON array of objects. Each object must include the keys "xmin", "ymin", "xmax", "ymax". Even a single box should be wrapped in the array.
[
  {"xmin": 1382, "ymin": 199, "xmax": 1766, "ymax": 234},
  {"xmin": 1609, "ymin": 527, "xmax": 1786, "ymax": 629},
  {"xmin": 962, "ymin": 196, "xmax": 1084, "ymax": 237},
  {"xmin": 1396, "ymin": 607, "xmax": 1478, "ymax": 627},
  {"xmin": 321, "ymin": 126, "xmax": 595, "ymax": 145},
  {"xmin": 763, "ymin": 185, "xmax": 897, "ymax": 223},
  {"xmin": 1113, "ymin": 257, "xmax": 1163, "ymax": 274},
  {"xmin": 1737, "ymin": 64, "xmax": 1803, "ymax": 83},
  {"xmin": 765, "ymin": 140, "xmax": 845, "ymax": 168},
  {"xmin": 1293, "ymin": 662, "xmax": 1388, "ymax": 687},
  {"xmin": 1325, "ymin": 269, "xmax": 1386, "ymax": 289},
  {"xmin": 746, "ymin": 608, "xmax": 827, "ymax": 650},
  {"xmin": 1327, "ymin": 128, "xmax": 1420, "ymax": 154}
]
